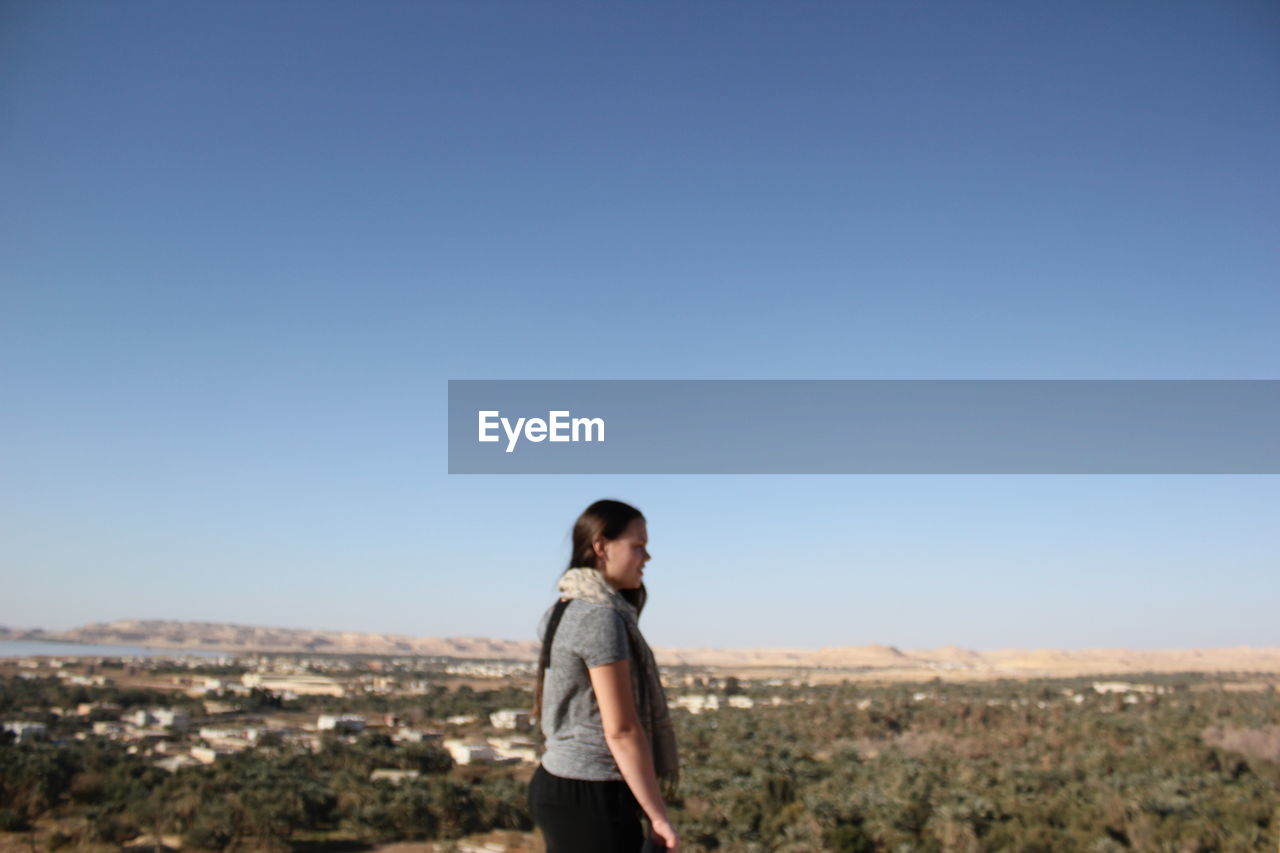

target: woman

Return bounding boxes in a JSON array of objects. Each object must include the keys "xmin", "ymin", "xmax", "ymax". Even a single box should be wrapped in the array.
[{"xmin": 529, "ymin": 499, "xmax": 680, "ymax": 852}]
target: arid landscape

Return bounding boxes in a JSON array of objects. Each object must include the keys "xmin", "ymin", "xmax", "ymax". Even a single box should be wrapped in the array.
[
  {"xmin": 4, "ymin": 620, "xmax": 1277, "ymax": 851},
  {"xmin": 4, "ymin": 619, "xmax": 1278, "ymax": 680}
]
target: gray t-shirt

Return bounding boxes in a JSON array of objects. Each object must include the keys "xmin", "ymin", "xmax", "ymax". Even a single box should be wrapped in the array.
[{"xmin": 537, "ymin": 599, "xmax": 632, "ymax": 781}]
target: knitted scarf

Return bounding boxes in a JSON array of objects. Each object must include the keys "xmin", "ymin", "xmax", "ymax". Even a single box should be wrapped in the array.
[{"xmin": 553, "ymin": 567, "xmax": 680, "ymax": 797}]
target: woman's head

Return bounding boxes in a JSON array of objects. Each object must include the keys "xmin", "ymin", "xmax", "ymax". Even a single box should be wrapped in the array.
[{"xmin": 569, "ymin": 499, "xmax": 649, "ymax": 591}]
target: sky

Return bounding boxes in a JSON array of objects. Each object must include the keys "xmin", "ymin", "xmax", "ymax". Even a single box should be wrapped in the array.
[{"xmin": 2, "ymin": 0, "xmax": 1277, "ymax": 651}]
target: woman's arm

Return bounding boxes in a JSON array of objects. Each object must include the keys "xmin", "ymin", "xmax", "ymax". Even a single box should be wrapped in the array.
[{"xmin": 589, "ymin": 659, "xmax": 679, "ymax": 850}]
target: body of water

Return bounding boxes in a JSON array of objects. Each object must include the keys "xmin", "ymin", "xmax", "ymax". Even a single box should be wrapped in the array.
[{"xmin": 0, "ymin": 640, "xmax": 227, "ymax": 660}]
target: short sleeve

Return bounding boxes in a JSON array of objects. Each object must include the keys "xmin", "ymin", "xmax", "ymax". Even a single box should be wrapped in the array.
[{"xmin": 565, "ymin": 603, "xmax": 631, "ymax": 669}]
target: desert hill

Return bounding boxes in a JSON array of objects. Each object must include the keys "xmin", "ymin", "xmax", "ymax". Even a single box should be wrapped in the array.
[
  {"xmin": 3, "ymin": 620, "xmax": 1279, "ymax": 678},
  {"xmin": 3, "ymin": 620, "xmax": 540, "ymax": 661}
]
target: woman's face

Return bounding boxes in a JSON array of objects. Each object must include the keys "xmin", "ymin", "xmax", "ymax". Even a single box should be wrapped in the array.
[{"xmin": 597, "ymin": 518, "xmax": 650, "ymax": 590}]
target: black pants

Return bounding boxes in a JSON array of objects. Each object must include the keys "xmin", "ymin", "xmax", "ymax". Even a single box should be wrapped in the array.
[{"xmin": 529, "ymin": 764, "xmax": 645, "ymax": 853}]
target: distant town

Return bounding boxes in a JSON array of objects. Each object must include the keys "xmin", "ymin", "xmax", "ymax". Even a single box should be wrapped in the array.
[
  {"xmin": 2, "ymin": 648, "xmax": 1194, "ymax": 762},
  {"xmin": 1, "ymin": 648, "xmax": 820, "ymax": 771},
  {"xmin": 2, "ymin": 633, "xmax": 1277, "ymax": 852}
]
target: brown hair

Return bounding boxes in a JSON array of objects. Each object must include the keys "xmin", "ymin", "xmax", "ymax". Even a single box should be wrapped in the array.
[{"xmin": 567, "ymin": 499, "xmax": 645, "ymax": 571}]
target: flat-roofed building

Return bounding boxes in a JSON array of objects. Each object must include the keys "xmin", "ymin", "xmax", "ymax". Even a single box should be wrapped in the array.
[
  {"xmin": 317, "ymin": 714, "xmax": 366, "ymax": 733},
  {"xmin": 190, "ymin": 746, "xmax": 235, "ymax": 764},
  {"xmin": 489, "ymin": 736, "xmax": 539, "ymax": 764},
  {"xmin": 490, "ymin": 709, "xmax": 531, "ymax": 731},
  {"xmin": 242, "ymin": 673, "xmax": 345, "ymax": 697},
  {"xmin": 443, "ymin": 738, "xmax": 496, "ymax": 765},
  {"xmin": 155, "ymin": 754, "xmax": 201, "ymax": 773},
  {"xmin": 153, "ymin": 708, "xmax": 191, "ymax": 731},
  {"xmin": 395, "ymin": 727, "xmax": 444, "ymax": 744},
  {"xmin": 3, "ymin": 721, "xmax": 47, "ymax": 742}
]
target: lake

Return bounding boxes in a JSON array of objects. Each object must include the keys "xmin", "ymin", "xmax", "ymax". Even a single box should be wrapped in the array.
[{"xmin": 0, "ymin": 640, "xmax": 228, "ymax": 660}]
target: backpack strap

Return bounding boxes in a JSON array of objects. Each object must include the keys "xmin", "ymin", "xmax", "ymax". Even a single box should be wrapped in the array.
[{"xmin": 539, "ymin": 598, "xmax": 572, "ymax": 672}]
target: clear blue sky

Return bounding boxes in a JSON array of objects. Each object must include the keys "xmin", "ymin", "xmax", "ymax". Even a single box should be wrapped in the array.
[{"xmin": 2, "ymin": 1, "xmax": 1277, "ymax": 650}]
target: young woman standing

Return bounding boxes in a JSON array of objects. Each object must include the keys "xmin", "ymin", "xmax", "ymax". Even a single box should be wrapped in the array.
[{"xmin": 529, "ymin": 499, "xmax": 680, "ymax": 852}]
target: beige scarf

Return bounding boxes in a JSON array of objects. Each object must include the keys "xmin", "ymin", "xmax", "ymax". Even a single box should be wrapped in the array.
[{"xmin": 555, "ymin": 567, "xmax": 679, "ymax": 797}]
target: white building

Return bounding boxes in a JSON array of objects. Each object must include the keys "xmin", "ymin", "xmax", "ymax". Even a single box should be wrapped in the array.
[
  {"xmin": 130, "ymin": 708, "xmax": 191, "ymax": 731},
  {"xmin": 199, "ymin": 726, "xmax": 238, "ymax": 741},
  {"xmin": 3, "ymin": 721, "xmax": 47, "ymax": 742},
  {"xmin": 672, "ymin": 695, "xmax": 720, "ymax": 714},
  {"xmin": 1093, "ymin": 682, "xmax": 1164, "ymax": 695},
  {"xmin": 490, "ymin": 709, "xmax": 531, "ymax": 731},
  {"xmin": 242, "ymin": 673, "xmax": 345, "ymax": 697},
  {"xmin": 317, "ymin": 714, "xmax": 366, "ymax": 733},
  {"xmin": 155, "ymin": 754, "xmax": 202, "ymax": 773},
  {"xmin": 197, "ymin": 726, "xmax": 255, "ymax": 751},
  {"xmin": 153, "ymin": 708, "xmax": 191, "ymax": 731},
  {"xmin": 443, "ymin": 738, "xmax": 496, "ymax": 765},
  {"xmin": 61, "ymin": 674, "xmax": 109, "ymax": 687},
  {"xmin": 489, "ymin": 736, "xmax": 540, "ymax": 764},
  {"xmin": 395, "ymin": 727, "xmax": 444, "ymax": 744},
  {"xmin": 190, "ymin": 746, "xmax": 235, "ymax": 764},
  {"xmin": 370, "ymin": 769, "xmax": 421, "ymax": 784}
]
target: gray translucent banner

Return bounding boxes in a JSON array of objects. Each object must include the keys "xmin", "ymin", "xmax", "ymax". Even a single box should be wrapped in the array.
[{"xmin": 447, "ymin": 380, "xmax": 1280, "ymax": 474}]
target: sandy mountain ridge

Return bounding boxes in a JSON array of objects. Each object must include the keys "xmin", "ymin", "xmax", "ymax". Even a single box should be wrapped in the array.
[
  {"xmin": 3, "ymin": 620, "xmax": 1279, "ymax": 677},
  {"xmin": 0, "ymin": 620, "xmax": 541, "ymax": 660}
]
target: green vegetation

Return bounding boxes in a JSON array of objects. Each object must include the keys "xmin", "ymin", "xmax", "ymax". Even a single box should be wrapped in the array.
[
  {"xmin": 0, "ymin": 732, "xmax": 527, "ymax": 850},
  {"xmin": 297, "ymin": 683, "xmax": 533, "ymax": 720},
  {"xmin": 1, "ymin": 674, "xmax": 1276, "ymax": 851},
  {"xmin": 672, "ymin": 678, "xmax": 1279, "ymax": 851}
]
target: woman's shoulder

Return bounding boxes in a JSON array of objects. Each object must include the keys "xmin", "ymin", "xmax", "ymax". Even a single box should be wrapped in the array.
[
  {"xmin": 536, "ymin": 598, "xmax": 621, "ymax": 640},
  {"xmin": 540, "ymin": 599, "xmax": 628, "ymax": 658},
  {"xmin": 560, "ymin": 599, "xmax": 625, "ymax": 633}
]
